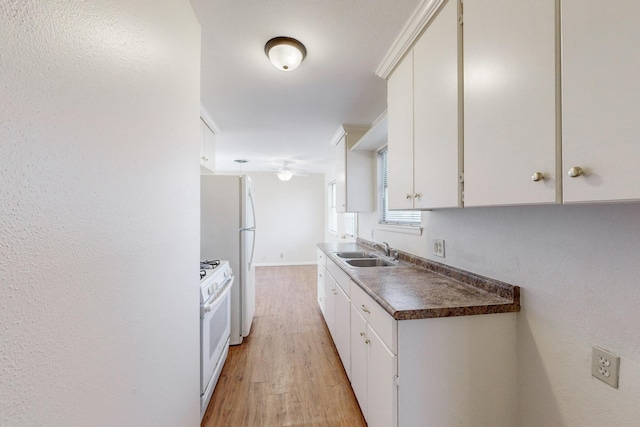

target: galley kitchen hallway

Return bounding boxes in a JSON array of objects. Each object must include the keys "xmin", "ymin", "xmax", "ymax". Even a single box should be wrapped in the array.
[{"xmin": 201, "ymin": 265, "xmax": 366, "ymax": 426}]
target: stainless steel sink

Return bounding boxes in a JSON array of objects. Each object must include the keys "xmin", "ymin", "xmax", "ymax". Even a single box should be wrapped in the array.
[
  {"xmin": 334, "ymin": 251, "xmax": 378, "ymax": 259},
  {"xmin": 345, "ymin": 258, "xmax": 397, "ymax": 268}
]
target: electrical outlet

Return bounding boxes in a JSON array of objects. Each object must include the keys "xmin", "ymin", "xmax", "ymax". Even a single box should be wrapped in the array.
[
  {"xmin": 592, "ymin": 346, "xmax": 620, "ymax": 388},
  {"xmin": 434, "ymin": 239, "xmax": 445, "ymax": 258}
]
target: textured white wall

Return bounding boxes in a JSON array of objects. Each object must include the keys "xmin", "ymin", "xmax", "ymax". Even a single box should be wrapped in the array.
[
  {"xmin": 0, "ymin": 2, "xmax": 201, "ymax": 426},
  {"xmin": 250, "ymin": 172, "xmax": 325, "ymax": 265},
  {"xmin": 359, "ymin": 203, "xmax": 640, "ymax": 426}
]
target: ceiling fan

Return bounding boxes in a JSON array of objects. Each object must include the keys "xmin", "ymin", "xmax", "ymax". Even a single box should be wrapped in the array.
[{"xmin": 274, "ymin": 161, "xmax": 308, "ymax": 181}]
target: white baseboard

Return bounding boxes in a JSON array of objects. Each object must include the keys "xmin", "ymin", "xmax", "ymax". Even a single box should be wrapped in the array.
[{"xmin": 254, "ymin": 261, "xmax": 316, "ymax": 267}]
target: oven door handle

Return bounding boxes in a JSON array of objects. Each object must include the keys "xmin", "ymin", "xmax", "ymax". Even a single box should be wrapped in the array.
[{"xmin": 203, "ymin": 275, "xmax": 234, "ymax": 315}]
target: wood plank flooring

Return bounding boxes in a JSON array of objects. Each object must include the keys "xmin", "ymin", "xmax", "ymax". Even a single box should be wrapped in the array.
[{"xmin": 201, "ymin": 265, "xmax": 366, "ymax": 427}]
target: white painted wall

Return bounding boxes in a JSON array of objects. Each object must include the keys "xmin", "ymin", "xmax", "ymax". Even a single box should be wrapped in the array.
[
  {"xmin": 249, "ymin": 172, "xmax": 325, "ymax": 265},
  {"xmin": 0, "ymin": 2, "xmax": 201, "ymax": 426},
  {"xmin": 359, "ymin": 201, "xmax": 640, "ymax": 426}
]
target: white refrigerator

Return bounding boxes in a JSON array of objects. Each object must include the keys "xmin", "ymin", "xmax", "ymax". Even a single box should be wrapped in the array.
[{"xmin": 201, "ymin": 175, "xmax": 256, "ymax": 345}]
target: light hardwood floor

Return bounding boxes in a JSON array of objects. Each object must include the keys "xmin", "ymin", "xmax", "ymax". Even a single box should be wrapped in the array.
[{"xmin": 201, "ymin": 265, "xmax": 366, "ymax": 427}]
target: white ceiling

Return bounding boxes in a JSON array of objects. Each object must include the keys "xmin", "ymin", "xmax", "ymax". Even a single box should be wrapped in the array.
[{"xmin": 190, "ymin": 0, "xmax": 422, "ymax": 174}]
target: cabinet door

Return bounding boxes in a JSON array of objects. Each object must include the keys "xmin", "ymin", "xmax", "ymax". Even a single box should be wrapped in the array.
[
  {"xmin": 334, "ymin": 284, "xmax": 351, "ymax": 379},
  {"xmin": 387, "ymin": 51, "xmax": 415, "ymax": 210},
  {"xmin": 203, "ymin": 122, "xmax": 216, "ymax": 172},
  {"xmin": 562, "ymin": 0, "xmax": 640, "ymax": 203},
  {"xmin": 350, "ymin": 305, "xmax": 368, "ymax": 421},
  {"xmin": 335, "ymin": 136, "xmax": 347, "ymax": 213},
  {"xmin": 463, "ymin": 0, "xmax": 558, "ymax": 206},
  {"xmin": 324, "ymin": 274, "xmax": 337, "ymax": 337},
  {"xmin": 317, "ymin": 265, "xmax": 326, "ymax": 317},
  {"xmin": 367, "ymin": 326, "xmax": 398, "ymax": 427},
  {"xmin": 199, "ymin": 118, "xmax": 207, "ymax": 167},
  {"xmin": 413, "ymin": 0, "xmax": 462, "ymax": 209}
]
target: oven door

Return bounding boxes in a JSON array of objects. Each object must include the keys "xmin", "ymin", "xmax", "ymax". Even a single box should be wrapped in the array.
[{"xmin": 200, "ymin": 276, "xmax": 233, "ymax": 405}]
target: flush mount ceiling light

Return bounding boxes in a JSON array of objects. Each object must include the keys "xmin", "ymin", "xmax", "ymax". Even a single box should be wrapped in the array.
[
  {"xmin": 264, "ymin": 37, "xmax": 307, "ymax": 71},
  {"xmin": 276, "ymin": 169, "xmax": 293, "ymax": 181}
]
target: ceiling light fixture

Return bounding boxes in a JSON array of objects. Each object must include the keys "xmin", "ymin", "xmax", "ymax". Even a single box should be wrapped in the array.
[
  {"xmin": 277, "ymin": 169, "xmax": 293, "ymax": 181},
  {"xmin": 264, "ymin": 37, "xmax": 307, "ymax": 71}
]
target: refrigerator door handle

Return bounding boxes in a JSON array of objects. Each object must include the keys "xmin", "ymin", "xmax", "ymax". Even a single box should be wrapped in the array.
[
  {"xmin": 246, "ymin": 184, "xmax": 257, "ymax": 270},
  {"xmin": 248, "ymin": 228, "xmax": 256, "ymax": 270},
  {"xmin": 239, "ymin": 226, "xmax": 255, "ymax": 232}
]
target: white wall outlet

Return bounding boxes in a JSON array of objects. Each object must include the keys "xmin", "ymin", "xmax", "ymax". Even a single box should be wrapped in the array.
[
  {"xmin": 434, "ymin": 239, "xmax": 445, "ymax": 258},
  {"xmin": 592, "ymin": 346, "xmax": 620, "ymax": 388}
]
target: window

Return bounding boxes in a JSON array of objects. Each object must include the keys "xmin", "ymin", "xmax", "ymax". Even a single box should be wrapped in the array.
[
  {"xmin": 343, "ymin": 212, "xmax": 357, "ymax": 237},
  {"xmin": 378, "ymin": 147, "xmax": 421, "ymax": 225},
  {"xmin": 328, "ymin": 181, "xmax": 357, "ymax": 237},
  {"xmin": 328, "ymin": 181, "xmax": 337, "ymax": 234}
]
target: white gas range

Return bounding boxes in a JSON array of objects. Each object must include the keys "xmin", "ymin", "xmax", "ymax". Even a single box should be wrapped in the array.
[{"xmin": 199, "ymin": 260, "xmax": 233, "ymax": 419}]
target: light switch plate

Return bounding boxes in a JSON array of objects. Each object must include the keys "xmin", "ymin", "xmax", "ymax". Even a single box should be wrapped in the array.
[
  {"xmin": 434, "ymin": 239, "xmax": 445, "ymax": 258},
  {"xmin": 592, "ymin": 346, "xmax": 620, "ymax": 388}
]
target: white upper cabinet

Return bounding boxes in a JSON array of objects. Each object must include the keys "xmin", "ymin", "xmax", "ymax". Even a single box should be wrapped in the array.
[
  {"xmin": 200, "ymin": 117, "xmax": 216, "ymax": 173},
  {"xmin": 387, "ymin": 52, "xmax": 415, "ymax": 210},
  {"xmin": 463, "ymin": 0, "xmax": 558, "ymax": 206},
  {"xmin": 334, "ymin": 126, "xmax": 374, "ymax": 213},
  {"xmin": 388, "ymin": 0, "xmax": 462, "ymax": 210},
  {"xmin": 413, "ymin": 0, "xmax": 461, "ymax": 209},
  {"xmin": 562, "ymin": 0, "xmax": 640, "ymax": 203}
]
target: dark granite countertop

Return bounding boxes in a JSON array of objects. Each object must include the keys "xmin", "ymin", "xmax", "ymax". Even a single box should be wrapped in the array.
[{"xmin": 317, "ymin": 241, "xmax": 520, "ymax": 321}]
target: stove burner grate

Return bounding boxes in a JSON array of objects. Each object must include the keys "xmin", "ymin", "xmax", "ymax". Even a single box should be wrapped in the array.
[{"xmin": 201, "ymin": 259, "xmax": 220, "ymax": 269}]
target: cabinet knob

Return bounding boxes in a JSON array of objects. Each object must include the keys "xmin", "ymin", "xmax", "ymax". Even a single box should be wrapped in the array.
[
  {"xmin": 360, "ymin": 331, "xmax": 365, "ymax": 337},
  {"xmin": 568, "ymin": 166, "xmax": 584, "ymax": 178},
  {"xmin": 361, "ymin": 304, "xmax": 370, "ymax": 314},
  {"xmin": 365, "ymin": 339, "xmax": 371, "ymax": 345},
  {"xmin": 201, "ymin": 156, "xmax": 209, "ymax": 162},
  {"xmin": 332, "ymin": 289, "xmax": 337, "ymax": 295},
  {"xmin": 531, "ymin": 172, "xmax": 544, "ymax": 182},
  {"xmin": 405, "ymin": 194, "xmax": 413, "ymax": 200},
  {"xmin": 414, "ymin": 193, "xmax": 421, "ymax": 199},
  {"xmin": 319, "ymin": 273, "xmax": 322, "ymax": 277}
]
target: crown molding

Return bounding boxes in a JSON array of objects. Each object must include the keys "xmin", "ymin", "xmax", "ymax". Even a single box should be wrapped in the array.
[
  {"xmin": 200, "ymin": 103, "xmax": 220, "ymax": 134},
  {"xmin": 375, "ymin": 0, "xmax": 446, "ymax": 79},
  {"xmin": 329, "ymin": 124, "xmax": 371, "ymax": 146}
]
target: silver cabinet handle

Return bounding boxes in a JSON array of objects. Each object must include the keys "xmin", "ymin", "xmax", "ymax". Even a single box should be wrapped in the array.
[
  {"xmin": 414, "ymin": 193, "xmax": 421, "ymax": 199},
  {"xmin": 531, "ymin": 172, "xmax": 544, "ymax": 182},
  {"xmin": 361, "ymin": 304, "xmax": 370, "ymax": 314},
  {"xmin": 365, "ymin": 339, "xmax": 371, "ymax": 344},
  {"xmin": 332, "ymin": 289, "xmax": 337, "ymax": 295},
  {"xmin": 405, "ymin": 194, "xmax": 412, "ymax": 200},
  {"xmin": 360, "ymin": 331, "xmax": 365, "ymax": 337},
  {"xmin": 568, "ymin": 166, "xmax": 584, "ymax": 178}
]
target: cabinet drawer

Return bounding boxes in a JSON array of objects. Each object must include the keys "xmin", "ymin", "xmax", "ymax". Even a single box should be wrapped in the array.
[
  {"xmin": 317, "ymin": 249, "xmax": 327, "ymax": 268},
  {"xmin": 327, "ymin": 258, "xmax": 351, "ymax": 297},
  {"xmin": 351, "ymin": 283, "xmax": 397, "ymax": 353}
]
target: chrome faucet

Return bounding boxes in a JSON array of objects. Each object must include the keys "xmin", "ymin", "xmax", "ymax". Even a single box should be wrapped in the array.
[{"xmin": 382, "ymin": 241, "xmax": 390, "ymax": 257}]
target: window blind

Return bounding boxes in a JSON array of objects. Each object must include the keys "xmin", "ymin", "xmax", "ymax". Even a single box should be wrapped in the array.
[{"xmin": 378, "ymin": 147, "xmax": 421, "ymax": 225}]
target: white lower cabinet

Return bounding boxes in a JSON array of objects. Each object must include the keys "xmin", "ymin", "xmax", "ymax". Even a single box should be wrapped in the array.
[
  {"xmin": 317, "ymin": 251, "xmax": 327, "ymax": 317},
  {"xmin": 324, "ymin": 273, "xmax": 336, "ymax": 338},
  {"xmin": 334, "ymin": 283, "xmax": 351, "ymax": 378},
  {"xmin": 351, "ymin": 305, "xmax": 398, "ymax": 427},
  {"xmin": 320, "ymin": 258, "xmax": 352, "ymax": 378},
  {"xmin": 318, "ymin": 254, "xmax": 516, "ymax": 426},
  {"xmin": 350, "ymin": 307, "xmax": 369, "ymax": 418}
]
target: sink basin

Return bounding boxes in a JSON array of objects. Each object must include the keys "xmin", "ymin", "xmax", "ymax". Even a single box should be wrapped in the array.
[
  {"xmin": 334, "ymin": 251, "xmax": 378, "ymax": 259},
  {"xmin": 346, "ymin": 258, "xmax": 397, "ymax": 268}
]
